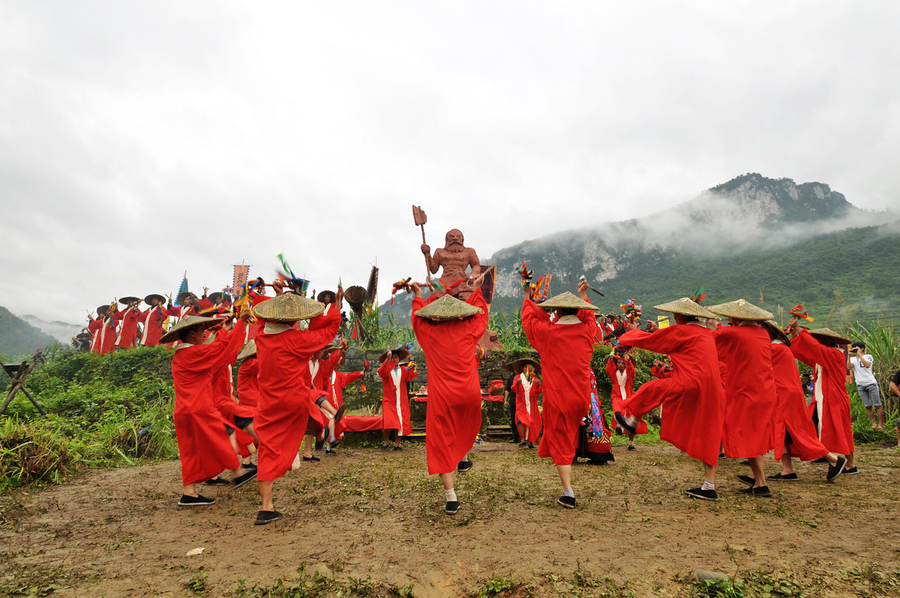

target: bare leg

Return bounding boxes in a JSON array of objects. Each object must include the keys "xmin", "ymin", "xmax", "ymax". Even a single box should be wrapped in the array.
[
  {"xmin": 876, "ymin": 406, "xmax": 885, "ymax": 428},
  {"xmin": 242, "ymin": 422, "xmax": 260, "ymax": 443},
  {"xmin": 865, "ymin": 406, "xmax": 876, "ymax": 427},
  {"xmin": 627, "ymin": 432, "xmax": 635, "ymax": 448},
  {"xmin": 846, "ymin": 452, "xmax": 855, "ymax": 468},
  {"xmin": 703, "ymin": 461, "xmax": 716, "ymax": 484},
  {"xmin": 183, "ymin": 482, "xmax": 198, "ymax": 497},
  {"xmin": 259, "ymin": 480, "xmax": 274, "ymax": 511},
  {"xmin": 439, "ymin": 471, "xmax": 455, "ymax": 490},
  {"xmin": 748, "ymin": 456, "xmax": 766, "ymax": 487},
  {"xmin": 780, "ymin": 445, "xmax": 795, "ymax": 475},
  {"xmin": 303, "ymin": 434, "xmax": 315, "ymax": 458},
  {"xmin": 556, "ymin": 463, "xmax": 572, "ymax": 491}
]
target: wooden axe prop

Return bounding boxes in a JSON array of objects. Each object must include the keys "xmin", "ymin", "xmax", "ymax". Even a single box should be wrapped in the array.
[{"xmin": 412, "ymin": 205, "xmax": 429, "ymax": 278}]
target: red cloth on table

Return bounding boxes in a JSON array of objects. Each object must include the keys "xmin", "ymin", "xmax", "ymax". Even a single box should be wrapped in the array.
[
  {"xmin": 379, "ymin": 359, "xmax": 417, "ymax": 436},
  {"xmin": 619, "ymin": 323, "xmax": 725, "ymax": 467},
  {"xmin": 790, "ymin": 329, "xmax": 854, "ymax": 455},
  {"xmin": 714, "ymin": 325, "xmax": 777, "ymax": 458},
  {"xmin": 341, "ymin": 415, "xmax": 384, "ymax": 432},
  {"xmin": 171, "ymin": 320, "xmax": 246, "ymax": 486},
  {"xmin": 512, "ymin": 374, "xmax": 543, "ymax": 443},
  {"xmin": 331, "ymin": 370, "xmax": 362, "ymax": 437},
  {"xmin": 254, "ymin": 307, "xmax": 340, "ymax": 482},
  {"xmin": 411, "ymin": 288, "xmax": 488, "ymax": 475},
  {"xmin": 521, "ymin": 298, "xmax": 596, "ymax": 466},
  {"xmin": 771, "ymin": 341, "xmax": 829, "ymax": 461},
  {"xmin": 115, "ymin": 306, "xmax": 141, "ymax": 349},
  {"xmin": 606, "ymin": 356, "xmax": 648, "ymax": 435},
  {"xmin": 140, "ymin": 305, "xmax": 168, "ymax": 347},
  {"xmin": 237, "ymin": 357, "xmax": 260, "ymax": 408}
]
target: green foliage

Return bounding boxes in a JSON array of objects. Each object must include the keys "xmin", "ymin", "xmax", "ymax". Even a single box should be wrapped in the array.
[
  {"xmin": 0, "ymin": 305, "xmax": 58, "ymax": 359},
  {"xmin": 227, "ymin": 563, "xmax": 394, "ymax": 598},
  {"xmin": 693, "ymin": 578, "xmax": 746, "ymax": 598},
  {"xmin": 359, "ymin": 304, "xmax": 416, "ymax": 349},
  {"xmin": 847, "ymin": 320, "xmax": 900, "ymax": 414},
  {"xmin": 489, "ymin": 309, "xmax": 530, "ymax": 351},
  {"xmin": 478, "ymin": 576, "xmax": 520, "ymax": 598},
  {"xmin": 185, "ymin": 569, "xmax": 208, "ymax": 595},
  {"xmin": 0, "ymin": 345, "xmax": 178, "ymax": 493}
]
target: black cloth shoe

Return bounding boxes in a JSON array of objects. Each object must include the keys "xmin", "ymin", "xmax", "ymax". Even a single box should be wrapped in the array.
[
  {"xmin": 445, "ymin": 501, "xmax": 460, "ymax": 515},
  {"xmin": 393, "ymin": 445, "xmax": 403, "ymax": 451},
  {"xmin": 329, "ymin": 438, "xmax": 341, "ymax": 449},
  {"xmin": 178, "ymin": 494, "xmax": 215, "ymax": 506},
  {"xmin": 232, "ymin": 469, "xmax": 258, "ymax": 489},
  {"xmin": 519, "ymin": 441, "xmax": 528, "ymax": 447},
  {"xmin": 325, "ymin": 447, "xmax": 337, "ymax": 455},
  {"xmin": 735, "ymin": 474, "xmax": 755, "ymax": 486},
  {"xmin": 334, "ymin": 404, "xmax": 347, "ymax": 425},
  {"xmin": 203, "ymin": 477, "xmax": 229, "ymax": 486},
  {"xmin": 557, "ymin": 496, "xmax": 576, "ymax": 509},
  {"xmin": 811, "ymin": 456, "xmax": 829, "ymax": 464},
  {"xmin": 254, "ymin": 510, "xmax": 283, "ymax": 525},
  {"xmin": 842, "ymin": 466, "xmax": 859, "ymax": 475},
  {"xmin": 738, "ymin": 485, "xmax": 772, "ymax": 497},
  {"xmin": 457, "ymin": 459, "xmax": 474, "ymax": 473},
  {"xmin": 241, "ymin": 461, "xmax": 257, "ymax": 469},
  {"xmin": 685, "ymin": 487, "xmax": 718, "ymax": 501},
  {"xmin": 627, "ymin": 444, "xmax": 636, "ymax": 451},
  {"xmin": 528, "ymin": 442, "xmax": 536, "ymax": 449},
  {"xmin": 381, "ymin": 443, "xmax": 391, "ymax": 450},
  {"xmin": 302, "ymin": 455, "xmax": 320, "ymax": 462},
  {"xmin": 614, "ymin": 412, "xmax": 636, "ymax": 435},
  {"xmin": 739, "ymin": 459, "xmax": 750, "ymax": 466},
  {"xmin": 826, "ymin": 456, "xmax": 846, "ymax": 481},
  {"xmin": 767, "ymin": 472, "xmax": 799, "ymax": 481},
  {"xmin": 508, "ymin": 438, "xmax": 519, "ymax": 444}
]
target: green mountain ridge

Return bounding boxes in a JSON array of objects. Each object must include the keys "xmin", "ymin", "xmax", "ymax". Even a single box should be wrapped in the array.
[{"xmin": 0, "ymin": 305, "xmax": 59, "ymax": 359}]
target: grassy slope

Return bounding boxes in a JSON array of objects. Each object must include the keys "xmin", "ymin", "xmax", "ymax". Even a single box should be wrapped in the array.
[{"xmin": 0, "ymin": 305, "xmax": 59, "ymax": 359}]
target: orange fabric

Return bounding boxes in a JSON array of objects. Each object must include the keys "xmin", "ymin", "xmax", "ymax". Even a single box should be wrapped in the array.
[
  {"xmin": 619, "ymin": 324, "xmax": 724, "ymax": 466},
  {"xmin": 714, "ymin": 325, "xmax": 777, "ymax": 458},
  {"xmin": 171, "ymin": 320, "xmax": 246, "ymax": 485},
  {"xmin": 411, "ymin": 289, "xmax": 488, "ymax": 475},
  {"xmin": 522, "ymin": 298, "xmax": 596, "ymax": 466}
]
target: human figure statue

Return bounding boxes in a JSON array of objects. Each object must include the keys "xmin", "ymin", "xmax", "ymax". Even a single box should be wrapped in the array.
[{"xmin": 421, "ymin": 229, "xmax": 481, "ymax": 299}]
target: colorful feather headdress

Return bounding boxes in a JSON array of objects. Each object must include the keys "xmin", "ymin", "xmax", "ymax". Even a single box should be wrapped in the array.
[
  {"xmin": 276, "ymin": 253, "xmax": 310, "ymax": 296},
  {"xmin": 789, "ymin": 304, "xmax": 814, "ymax": 322}
]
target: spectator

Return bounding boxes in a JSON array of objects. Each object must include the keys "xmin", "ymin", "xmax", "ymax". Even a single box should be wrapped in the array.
[{"xmin": 849, "ymin": 341, "xmax": 885, "ymax": 430}]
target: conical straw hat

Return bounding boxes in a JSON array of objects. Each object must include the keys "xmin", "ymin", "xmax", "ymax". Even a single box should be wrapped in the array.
[
  {"xmin": 809, "ymin": 327, "xmax": 851, "ymax": 345},
  {"xmin": 159, "ymin": 315, "xmax": 220, "ymax": 344},
  {"xmin": 379, "ymin": 348, "xmax": 410, "ymax": 363},
  {"xmin": 237, "ymin": 340, "xmax": 257, "ymax": 361},
  {"xmin": 252, "ymin": 293, "xmax": 325, "ymax": 322},
  {"xmin": 706, "ymin": 299, "xmax": 773, "ymax": 321},
  {"xmin": 415, "ymin": 294, "xmax": 484, "ymax": 320},
  {"xmin": 538, "ymin": 292, "xmax": 600, "ymax": 311},
  {"xmin": 652, "ymin": 298, "xmax": 717, "ymax": 319},
  {"xmin": 505, "ymin": 358, "xmax": 541, "ymax": 375},
  {"xmin": 760, "ymin": 320, "xmax": 791, "ymax": 345}
]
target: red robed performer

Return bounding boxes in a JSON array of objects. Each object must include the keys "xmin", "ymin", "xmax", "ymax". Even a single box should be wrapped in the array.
[
  {"xmin": 616, "ymin": 298, "xmax": 725, "ymax": 500},
  {"xmin": 786, "ymin": 322, "xmax": 856, "ymax": 470},
  {"xmin": 378, "ymin": 348, "xmax": 418, "ymax": 448},
  {"xmin": 330, "ymin": 368, "xmax": 364, "ymax": 439},
  {"xmin": 140, "ymin": 294, "xmax": 169, "ymax": 347},
  {"xmin": 165, "ymin": 314, "xmax": 256, "ymax": 507},
  {"xmin": 410, "ymin": 280, "xmax": 488, "ymax": 516},
  {"xmin": 606, "ymin": 350, "xmax": 648, "ymax": 436},
  {"xmin": 521, "ymin": 280, "xmax": 598, "ymax": 509},
  {"xmin": 115, "ymin": 298, "xmax": 142, "ymax": 349},
  {"xmin": 509, "ymin": 360, "xmax": 543, "ymax": 445},
  {"xmin": 252, "ymin": 288, "xmax": 342, "ymax": 525}
]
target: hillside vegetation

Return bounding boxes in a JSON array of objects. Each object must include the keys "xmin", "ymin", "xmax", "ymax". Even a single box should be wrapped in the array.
[{"xmin": 0, "ymin": 305, "xmax": 59, "ymax": 359}]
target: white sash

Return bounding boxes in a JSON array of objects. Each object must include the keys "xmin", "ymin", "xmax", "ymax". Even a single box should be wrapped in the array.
[
  {"xmin": 309, "ymin": 360, "xmax": 321, "ymax": 389},
  {"xmin": 616, "ymin": 369, "xmax": 628, "ymax": 398},
  {"xmin": 519, "ymin": 373, "xmax": 533, "ymax": 416},
  {"xmin": 391, "ymin": 367, "xmax": 404, "ymax": 435}
]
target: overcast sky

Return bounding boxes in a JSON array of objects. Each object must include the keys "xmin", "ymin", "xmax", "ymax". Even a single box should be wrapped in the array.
[{"xmin": 2, "ymin": 1, "xmax": 898, "ymax": 325}]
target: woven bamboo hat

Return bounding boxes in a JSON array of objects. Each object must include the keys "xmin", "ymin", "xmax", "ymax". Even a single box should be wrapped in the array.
[
  {"xmin": 237, "ymin": 340, "xmax": 257, "ymax": 361},
  {"xmin": 96, "ymin": 305, "xmax": 111, "ymax": 317},
  {"xmin": 252, "ymin": 293, "xmax": 325, "ymax": 322},
  {"xmin": 652, "ymin": 298, "xmax": 717, "ymax": 319},
  {"xmin": 207, "ymin": 292, "xmax": 224, "ymax": 304},
  {"xmin": 505, "ymin": 358, "xmax": 541, "ymax": 375},
  {"xmin": 119, "ymin": 296, "xmax": 140, "ymax": 305},
  {"xmin": 415, "ymin": 294, "xmax": 484, "ymax": 320},
  {"xmin": 809, "ymin": 327, "xmax": 852, "ymax": 346},
  {"xmin": 538, "ymin": 292, "xmax": 600, "ymax": 312},
  {"xmin": 159, "ymin": 315, "xmax": 220, "ymax": 344},
  {"xmin": 706, "ymin": 299, "xmax": 773, "ymax": 321},
  {"xmin": 379, "ymin": 348, "xmax": 410, "ymax": 363},
  {"xmin": 317, "ymin": 290, "xmax": 336, "ymax": 304},
  {"xmin": 177, "ymin": 291, "xmax": 196, "ymax": 305},
  {"xmin": 761, "ymin": 320, "xmax": 791, "ymax": 345},
  {"xmin": 144, "ymin": 294, "xmax": 166, "ymax": 305}
]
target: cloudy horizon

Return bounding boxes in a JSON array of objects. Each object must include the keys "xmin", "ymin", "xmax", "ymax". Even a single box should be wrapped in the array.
[{"xmin": 3, "ymin": 2, "xmax": 899, "ymax": 326}]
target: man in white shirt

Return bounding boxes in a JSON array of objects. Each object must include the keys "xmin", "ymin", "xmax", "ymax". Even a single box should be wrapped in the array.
[{"xmin": 849, "ymin": 341, "xmax": 884, "ymax": 430}]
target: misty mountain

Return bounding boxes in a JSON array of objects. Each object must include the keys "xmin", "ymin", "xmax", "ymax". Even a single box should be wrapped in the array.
[
  {"xmin": 17, "ymin": 314, "xmax": 83, "ymax": 345},
  {"xmin": 0, "ymin": 306, "xmax": 59, "ymax": 358},
  {"xmin": 381, "ymin": 174, "xmax": 897, "ymax": 325}
]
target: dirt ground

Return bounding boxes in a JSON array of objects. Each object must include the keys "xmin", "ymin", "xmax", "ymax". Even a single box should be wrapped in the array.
[{"xmin": 2, "ymin": 441, "xmax": 899, "ymax": 598}]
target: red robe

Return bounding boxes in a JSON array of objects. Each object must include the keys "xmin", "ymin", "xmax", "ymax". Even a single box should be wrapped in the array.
[
  {"xmin": 237, "ymin": 357, "xmax": 260, "ymax": 408},
  {"xmin": 90, "ymin": 316, "xmax": 118, "ymax": 354},
  {"xmin": 771, "ymin": 341, "xmax": 829, "ymax": 461},
  {"xmin": 171, "ymin": 320, "xmax": 246, "ymax": 485},
  {"xmin": 512, "ymin": 374, "xmax": 543, "ymax": 443},
  {"xmin": 330, "ymin": 370, "xmax": 362, "ymax": 438},
  {"xmin": 140, "ymin": 305, "xmax": 168, "ymax": 347},
  {"xmin": 115, "ymin": 306, "xmax": 141, "ymax": 349},
  {"xmin": 88, "ymin": 318, "xmax": 102, "ymax": 353},
  {"xmin": 606, "ymin": 356, "xmax": 648, "ymax": 435},
  {"xmin": 790, "ymin": 329, "xmax": 854, "ymax": 455},
  {"xmin": 308, "ymin": 350, "xmax": 343, "ymax": 432},
  {"xmin": 521, "ymin": 298, "xmax": 597, "ymax": 466},
  {"xmin": 411, "ymin": 288, "xmax": 489, "ymax": 475},
  {"xmin": 713, "ymin": 325, "xmax": 777, "ymax": 458},
  {"xmin": 619, "ymin": 323, "xmax": 724, "ymax": 466},
  {"xmin": 254, "ymin": 307, "xmax": 341, "ymax": 481},
  {"xmin": 379, "ymin": 360, "xmax": 417, "ymax": 436}
]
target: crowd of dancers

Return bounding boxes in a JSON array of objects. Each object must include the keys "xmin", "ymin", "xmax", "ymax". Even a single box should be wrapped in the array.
[{"xmin": 77, "ymin": 271, "xmax": 862, "ymax": 522}]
